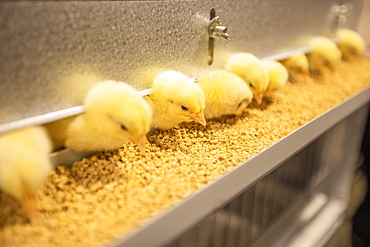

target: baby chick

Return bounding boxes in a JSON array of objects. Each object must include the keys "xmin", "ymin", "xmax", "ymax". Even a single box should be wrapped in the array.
[
  {"xmin": 65, "ymin": 81, "xmax": 152, "ymax": 152},
  {"xmin": 225, "ymin": 53, "xmax": 269, "ymax": 104},
  {"xmin": 262, "ymin": 60, "xmax": 289, "ymax": 93},
  {"xmin": 145, "ymin": 70, "xmax": 206, "ymax": 130},
  {"xmin": 307, "ymin": 36, "xmax": 342, "ymax": 74},
  {"xmin": 337, "ymin": 28, "xmax": 366, "ymax": 61},
  {"xmin": 44, "ymin": 116, "xmax": 76, "ymax": 151},
  {"xmin": 196, "ymin": 70, "xmax": 253, "ymax": 119},
  {"xmin": 279, "ymin": 52, "xmax": 310, "ymax": 81},
  {"xmin": 0, "ymin": 126, "xmax": 53, "ymax": 219}
]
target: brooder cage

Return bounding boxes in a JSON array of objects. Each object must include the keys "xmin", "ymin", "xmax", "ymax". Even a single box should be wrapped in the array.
[{"xmin": 0, "ymin": 0, "xmax": 369, "ymax": 246}]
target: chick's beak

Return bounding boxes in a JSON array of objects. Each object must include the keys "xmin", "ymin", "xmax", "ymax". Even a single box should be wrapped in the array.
[
  {"xmin": 254, "ymin": 92, "xmax": 264, "ymax": 104},
  {"xmin": 189, "ymin": 111, "xmax": 206, "ymax": 126},
  {"xmin": 354, "ymin": 54, "xmax": 362, "ymax": 61},
  {"xmin": 302, "ymin": 69, "xmax": 311, "ymax": 76},
  {"xmin": 327, "ymin": 63, "xmax": 337, "ymax": 72},
  {"xmin": 21, "ymin": 182, "xmax": 37, "ymax": 219},
  {"xmin": 131, "ymin": 134, "xmax": 147, "ymax": 151}
]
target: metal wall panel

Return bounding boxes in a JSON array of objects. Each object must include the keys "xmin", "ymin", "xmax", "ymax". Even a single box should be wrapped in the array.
[
  {"xmin": 357, "ymin": 0, "xmax": 370, "ymax": 57},
  {"xmin": 0, "ymin": 0, "xmax": 365, "ymax": 133}
]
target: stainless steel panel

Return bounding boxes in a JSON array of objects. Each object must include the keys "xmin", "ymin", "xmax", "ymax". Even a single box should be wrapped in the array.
[{"xmin": 0, "ymin": 0, "xmax": 364, "ymax": 133}]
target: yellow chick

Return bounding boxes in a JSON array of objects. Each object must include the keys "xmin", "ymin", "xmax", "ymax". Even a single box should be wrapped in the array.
[
  {"xmin": 279, "ymin": 52, "xmax": 310, "ymax": 81},
  {"xmin": 145, "ymin": 70, "xmax": 206, "ymax": 130},
  {"xmin": 196, "ymin": 70, "xmax": 253, "ymax": 119},
  {"xmin": 262, "ymin": 60, "xmax": 289, "ymax": 93},
  {"xmin": 65, "ymin": 81, "xmax": 152, "ymax": 151},
  {"xmin": 44, "ymin": 116, "xmax": 76, "ymax": 151},
  {"xmin": 307, "ymin": 36, "xmax": 342, "ymax": 74},
  {"xmin": 225, "ymin": 53, "xmax": 269, "ymax": 104},
  {"xmin": 337, "ymin": 28, "xmax": 366, "ymax": 60},
  {"xmin": 0, "ymin": 126, "xmax": 53, "ymax": 219}
]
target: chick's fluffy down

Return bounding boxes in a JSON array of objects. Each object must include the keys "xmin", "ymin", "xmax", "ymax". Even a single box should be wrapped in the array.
[
  {"xmin": 307, "ymin": 36, "xmax": 342, "ymax": 73},
  {"xmin": 66, "ymin": 81, "xmax": 152, "ymax": 152},
  {"xmin": 262, "ymin": 60, "xmax": 289, "ymax": 92},
  {"xmin": 279, "ymin": 52, "xmax": 310, "ymax": 80},
  {"xmin": 0, "ymin": 126, "xmax": 52, "ymax": 203},
  {"xmin": 146, "ymin": 70, "xmax": 206, "ymax": 130},
  {"xmin": 337, "ymin": 28, "xmax": 366, "ymax": 60},
  {"xmin": 225, "ymin": 53, "xmax": 269, "ymax": 104},
  {"xmin": 197, "ymin": 70, "xmax": 253, "ymax": 119}
]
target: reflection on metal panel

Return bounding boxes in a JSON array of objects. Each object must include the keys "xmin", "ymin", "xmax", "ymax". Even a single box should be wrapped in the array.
[{"xmin": 0, "ymin": 0, "xmax": 364, "ymax": 131}]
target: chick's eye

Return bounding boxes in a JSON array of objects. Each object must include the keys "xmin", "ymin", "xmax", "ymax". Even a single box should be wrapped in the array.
[
  {"xmin": 181, "ymin": 105, "xmax": 189, "ymax": 111},
  {"xmin": 320, "ymin": 56, "xmax": 329, "ymax": 66},
  {"xmin": 120, "ymin": 124, "xmax": 127, "ymax": 131},
  {"xmin": 249, "ymin": 83, "xmax": 254, "ymax": 88},
  {"xmin": 293, "ymin": 66, "xmax": 302, "ymax": 73},
  {"xmin": 348, "ymin": 47, "xmax": 356, "ymax": 54}
]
